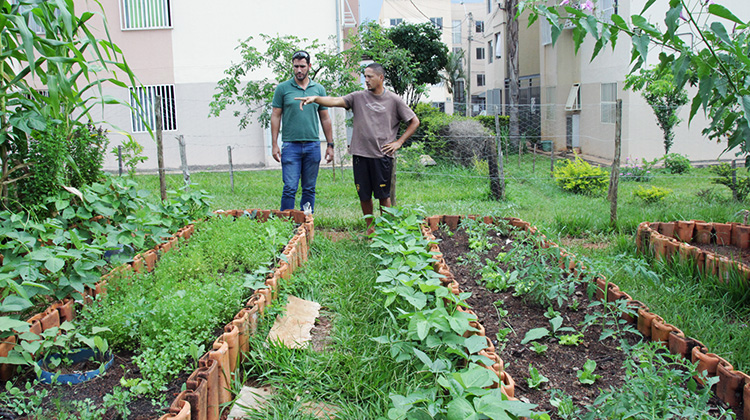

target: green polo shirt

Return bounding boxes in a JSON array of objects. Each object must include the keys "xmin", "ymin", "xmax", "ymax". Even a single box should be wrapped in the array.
[{"xmin": 271, "ymin": 78, "xmax": 328, "ymax": 142}]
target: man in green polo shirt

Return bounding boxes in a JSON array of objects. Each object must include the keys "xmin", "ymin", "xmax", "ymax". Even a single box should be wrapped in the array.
[{"xmin": 271, "ymin": 50, "xmax": 334, "ymax": 212}]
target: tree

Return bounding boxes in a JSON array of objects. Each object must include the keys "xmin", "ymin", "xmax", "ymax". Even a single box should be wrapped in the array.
[
  {"xmin": 441, "ymin": 50, "xmax": 466, "ymax": 97},
  {"xmin": 522, "ymin": 0, "xmax": 750, "ymax": 164},
  {"xmin": 348, "ymin": 21, "xmax": 449, "ymax": 107},
  {"xmin": 1, "ymin": 0, "xmax": 137, "ymax": 210},
  {"xmin": 209, "ymin": 34, "xmax": 362, "ymax": 130},
  {"xmin": 626, "ymin": 68, "xmax": 689, "ymax": 154},
  {"xmin": 507, "ymin": 0, "xmax": 521, "ymax": 148}
]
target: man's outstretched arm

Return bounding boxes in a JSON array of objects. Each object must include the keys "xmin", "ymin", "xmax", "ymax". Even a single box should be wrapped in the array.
[{"xmin": 296, "ymin": 96, "xmax": 347, "ymax": 110}]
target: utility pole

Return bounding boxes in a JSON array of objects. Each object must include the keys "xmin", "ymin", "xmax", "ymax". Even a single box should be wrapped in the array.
[{"xmin": 466, "ymin": 11, "xmax": 473, "ymax": 117}]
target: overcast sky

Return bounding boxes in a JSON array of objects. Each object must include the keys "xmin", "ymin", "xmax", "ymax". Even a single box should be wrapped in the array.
[{"xmin": 359, "ymin": 0, "xmax": 484, "ymax": 23}]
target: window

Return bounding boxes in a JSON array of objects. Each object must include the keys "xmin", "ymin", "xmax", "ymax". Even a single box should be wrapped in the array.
[
  {"xmin": 601, "ymin": 82, "xmax": 617, "ymax": 123},
  {"xmin": 430, "ymin": 17, "xmax": 443, "ymax": 29},
  {"xmin": 488, "ymin": 41, "xmax": 493, "ymax": 63},
  {"xmin": 477, "ymin": 74, "xmax": 486, "ymax": 87},
  {"xmin": 487, "ymin": 0, "xmax": 492, "ymax": 14},
  {"xmin": 452, "ymin": 20, "xmax": 462, "ymax": 44},
  {"xmin": 565, "ymin": 83, "xmax": 581, "ymax": 111},
  {"xmin": 475, "ymin": 21, "xmax": 484, "ymax": 33},
  {"xmin": 495, "ymin": 33, "xmax": 502, "ymax": 58},
  {"xmin": 129, "ymin": 85, "xmax": 177, "ymax": 132},
  {"xmin": 120, "ymin": 0, "xmax": 172, "ymax": 30},
  {"xmin": 542, "ymin": 18, "xmax": 552, "ymax": 45},
  {"xmin": 545, "ymin": 86, "xmax": 556, "ymax": 120},
  {"xmin": 453, "ymin": 47, "xmax": 463, "ymax": 55},
  {"xmin": 10, "ymin": 0, "xmax": 52, "ymax": 34},
  {"xmin": 476, "ymin": 47, "xmax": 485, "ymax": 60},
  {"xmin": 601, "ymin": 0, "xmax": 617, "ymax": 23},
  {"xmin": 389, "ymin": 18, "xmax": 402, "ymax": 27}
]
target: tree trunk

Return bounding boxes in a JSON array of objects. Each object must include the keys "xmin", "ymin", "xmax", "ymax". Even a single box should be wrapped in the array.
[{"xmin": 507, "ymin": 0, "xmax": 520, "ymax": 149}]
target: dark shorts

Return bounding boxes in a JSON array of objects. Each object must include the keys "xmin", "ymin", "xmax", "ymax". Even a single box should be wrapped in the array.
[{"xmin": 353, "ymin": 155, "xmax": 393, "ymax": 201}]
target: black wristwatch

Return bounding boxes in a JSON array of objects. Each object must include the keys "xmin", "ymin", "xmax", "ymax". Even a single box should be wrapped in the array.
[{"xmin": 327, "ymin": 143, "xmax": 334, "ymax": 148}]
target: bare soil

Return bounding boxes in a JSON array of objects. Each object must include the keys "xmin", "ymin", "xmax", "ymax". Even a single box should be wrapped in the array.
[
  {"xmin": 434, "ymin": 226, "xmax": 738, "ymax": 419},
  {"xmin": 694, "ymin": 242, "xmax": 750, "ymax": 266}
]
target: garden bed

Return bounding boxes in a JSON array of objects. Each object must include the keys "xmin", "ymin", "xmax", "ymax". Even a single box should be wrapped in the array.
[
  {"xmin": 426, "ymin": 215, "xmax": 747, "ymax": 419},
  {"xmin": 0, "ymin": 209, "xmax": 313, "ymax": 420}
]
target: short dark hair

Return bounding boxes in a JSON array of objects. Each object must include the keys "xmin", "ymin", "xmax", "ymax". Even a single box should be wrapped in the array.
[
  {"xmin": 365, "ymin": 62, "xmax": 385, "ymax": 76},
  {"xmin": 292, "ymin": 50, "xmax": 310, "ymax": 65}
]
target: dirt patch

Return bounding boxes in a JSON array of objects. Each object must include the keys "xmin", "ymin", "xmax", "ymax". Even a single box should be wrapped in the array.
[
  {"xmin": 694, "ymin": 242, "xmax": 750, "ymax": 266},
  {"xmin": 434, "ymin": 226, "xmax": 737, "ymax": 419},
  {"xmin": 7, "ymin": 350, "xmax": 189, "ymax": 419},
  {"xmin": 559, "ymin": 236, "xmax": 611, "ymax": 250},
  {"xmin": 310, "ymin": 314, "xmax": 334, "ymax": 353}
]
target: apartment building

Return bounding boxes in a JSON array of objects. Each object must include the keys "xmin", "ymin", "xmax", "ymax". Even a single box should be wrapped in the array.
[
  {"xmin": 539, "ymin": 0, "xmax": 750, "ymax": 162},
  {"xmin": 74, "ymin": 0, "xmax": 358, "ymax": 172}
]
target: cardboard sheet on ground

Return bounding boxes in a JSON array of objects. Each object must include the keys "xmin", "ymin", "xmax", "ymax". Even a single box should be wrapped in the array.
[
  {"xmin": 227, "ymin": 386, "xmax": 275, "ymax": 419},
  {"xmin": 267, "ymin": 295, "xmax": 321, "ymax": 349}
]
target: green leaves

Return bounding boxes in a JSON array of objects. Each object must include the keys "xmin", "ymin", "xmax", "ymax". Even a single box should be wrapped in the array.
[
  {"xmin": 708, "ymin": 4, "xmax": 745, "ymax": 25},
  {"xmin": 577, "ymin": 359, "xmax": 602, "ymax": 385},
  {"xmin": 521, "ymin": 327, "xmax": 549, "ymax": 345}
]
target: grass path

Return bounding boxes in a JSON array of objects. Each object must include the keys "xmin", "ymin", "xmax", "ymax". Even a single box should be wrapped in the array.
[{"xmin": 238, "ymin": 232, "xmax": 427, "ymax": 419}]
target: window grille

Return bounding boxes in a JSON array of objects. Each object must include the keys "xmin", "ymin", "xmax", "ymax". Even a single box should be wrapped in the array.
[
  {"xmin": 476, "ymin": 47, "xmax": 485, "ymax": 60},
  {"xmin": 601, "ymin": 82, "xmax": 617, "ymax": 123},
  {"xmin": 488, "ymin": 41, "xmax": 493, "ymax": 63},
  {"xmin": 477, "ymin": 74, "xmax": 486, "ymax": 87},
  {"xmin": 129, "ymin": 84, "xmax": 177, "ymax": 132},
  {"xmin": 430, "ymin": 17, "xmax": 443, "ymax": 29},
  {"xmin": 475, "ymin": 21, "xmax": 484, "ymax": 33},
  {"xmin": 389, "ymin": 18, "xmax": 402, "ymax": 27},
  {"xmin": 120, "ymin": 0, "xmax": 172, "ymax": 30}
]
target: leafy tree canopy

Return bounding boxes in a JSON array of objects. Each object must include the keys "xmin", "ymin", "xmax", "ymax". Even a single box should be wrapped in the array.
[
  {"xmin": 626, "ymin": 67, "xmax": 689, "ymax": 154},
  {"xmin": 347, "ymin": 21, "xmax": 450, "ymax": 107},
  {"xmin": 209, "ymin": 34, "xmax": 362, "ymax": 130}
]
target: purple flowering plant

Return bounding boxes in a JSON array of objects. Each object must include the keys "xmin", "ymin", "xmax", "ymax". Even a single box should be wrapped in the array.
[{"xmin": 621, "ymin": 157, "xmax": 656, "ymax": 182}]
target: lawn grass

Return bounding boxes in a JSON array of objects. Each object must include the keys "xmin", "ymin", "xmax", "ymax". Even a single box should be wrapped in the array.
[{"xmin": 134, "ymin": 153, "xmax": 750, "ymax": 373}]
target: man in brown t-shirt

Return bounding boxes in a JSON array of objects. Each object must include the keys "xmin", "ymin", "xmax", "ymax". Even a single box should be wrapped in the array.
[{"xmin": 296, "ymin": 63, "xmax": 420, "ymax": 234}]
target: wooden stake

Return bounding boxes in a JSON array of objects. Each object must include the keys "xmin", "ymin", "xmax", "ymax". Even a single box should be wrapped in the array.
[
  {"xmin": 228, "ymin": 146, "xmax": 234, "ymax": 194},
  {"xmin": 176, "ymin": 135, "xmax": 190, "ymax": 190},
  {"xmin": 608, "ymin": 99, "xmax": 623, "ymax": 226},
  {"xmin": 155, "ymin": 94, "xmax": 166, "ymax": 201}
]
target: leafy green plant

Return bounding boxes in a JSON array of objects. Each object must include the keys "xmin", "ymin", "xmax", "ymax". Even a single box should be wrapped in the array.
[
  {"xmin": 113, "ymin": 137, "xmax": 148, "ymax": 178},
  {"xmin": 553, "ymin": 156, "xmax": 608, "ymax": 195},
  {"xmin": 710, "ymin": 163, "xmax": 750, "ymax": 201},
  {"xmin": 0, "ymin": 381, "xmax": 48, "ymax": 419},
  {"xmin": 397, "ymin": 141, "xmax": 428, "ymax": 178},
  {"xmin": 78, "ymin": 215, "xmax": 293, "ymax": 394},
  {"xmin": 582, "ymin": 299, "xmax": 640, "ymax": 342},
  {"xmin": 530, "ymin": 341, "xmax": 548, "ymax": 356},
  {"xmin": 587, "ymin": 341, "xmax": 735, "ymax": 419},
  {"xmin": 0, "ymin": 0, "xmax": 137, "ymax": 209},
  {"xmin": 662, "ymin": 153, "xmax": 691, "ymax": 174},
  {"xmin": 371, "ymin": 207, "xmax": 548, "ymax": 420},
  {"xmin": 549, "ymin": 388, "xmax": 579, "ymax": 420},
  {"xmin": 577, "ymin": 359, "xmax": 602, "ymax": 385},
  {"xmin": 527, "ymin": 364, "xmax": 549, "ymax": 389},
  {"xmin": 633, "ymin": 185, "xmax": 672, "ymax": 204},
  {"xmin": 558, "ymin": 333, "xmax": 583, "ymax": 346}
]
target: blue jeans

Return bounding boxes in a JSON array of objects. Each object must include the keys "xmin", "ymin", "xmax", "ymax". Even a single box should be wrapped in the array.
[{"xmin": 280, "ymin": 141, "xmax": 321, "ymax": 212}]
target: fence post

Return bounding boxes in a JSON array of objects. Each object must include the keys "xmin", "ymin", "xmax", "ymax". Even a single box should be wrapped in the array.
[
  {"xmin": 532, "ymin": 143, "xmax": 537, "ymax": 173},
  {"xmin": 227, "ymin": 146, "xmax": 234, "ymax": 194},
  {"xmin": 608, "ymin": 99, "xmax": 623, "ymax": 226},
  {"xmin": 117, "ymin": 145, "xmax": 123, "ymax": 177},
  {"xmin": 176, "ymin": 135, "xmax": 190, "ymax": 190},
  {"xmin": 494, "ymin": 105, "xmax": 506, "ymax": 200},
  {"xmin": 155, "ymin": 94, "xmax": 166, "ymax": 201}
]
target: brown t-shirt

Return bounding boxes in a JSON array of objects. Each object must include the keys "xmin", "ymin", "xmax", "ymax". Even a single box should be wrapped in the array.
[{"xmin": 342, "ymin": 89, "xmax": 416, "ymax": 158}]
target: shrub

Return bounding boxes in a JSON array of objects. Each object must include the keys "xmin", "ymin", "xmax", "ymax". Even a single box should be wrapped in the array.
[
  {"xmin": 662, "ymin": 153, "xmax": 691, "ymax": 174},
  {"xmin": 621, "ymin": 157, "xmax": 655, "ymax": 182},
  {"xmin": 553, "ymin": 157, "xmax": 608, "ymax": 195},
  {"xmin": 709, "ymin": 163, "xmax": 750, "ymax": 201},
  {"xmin": 633, "ymin": 186, "xmax": 671, "ymax": 204},
  {"xmin": 15, "ymin": 124, "xmax": 109, "ymax": 212}
]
